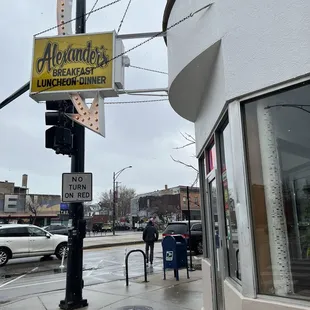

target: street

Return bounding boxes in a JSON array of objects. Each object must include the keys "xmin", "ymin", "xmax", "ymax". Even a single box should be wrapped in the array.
[{"xmin": 0, "ymin": 243, "xmax": 163, "ymax": 304}]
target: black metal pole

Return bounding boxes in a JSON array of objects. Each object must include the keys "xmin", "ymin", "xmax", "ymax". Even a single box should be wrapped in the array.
[
  {"xmin": 112, "ymin": 172, "xmax": 116, "ymax": 236},
  {"xmin": 187, "ymin": 186, "xmax": 195, "ymax": 271},
  {"xmin": 59, "ymin": 0, "xmax": 88, "ymax": 309}
]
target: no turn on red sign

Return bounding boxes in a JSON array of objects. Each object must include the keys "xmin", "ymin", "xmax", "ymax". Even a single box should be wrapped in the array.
[{"xmin": 62, "ymin": 173, "xmax": 93, "ymax": 203}]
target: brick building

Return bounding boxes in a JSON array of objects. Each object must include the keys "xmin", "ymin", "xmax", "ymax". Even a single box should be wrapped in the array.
[
  {"xmin": 0, "ymin": 174, "xmax": 61, "ymax": 226},
  {"xmin": 130, "ymin": 185, "xmax": 201, "ymax": 228}
]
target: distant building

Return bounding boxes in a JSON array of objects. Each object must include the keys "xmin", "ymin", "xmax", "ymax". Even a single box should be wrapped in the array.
[
  {"xmin": 0, "ymin": 174, "xmax": 61, "ymax": 226},
  {"xmin": 130, "ymin": 185, "xmax": 201, "ymax": 227}
]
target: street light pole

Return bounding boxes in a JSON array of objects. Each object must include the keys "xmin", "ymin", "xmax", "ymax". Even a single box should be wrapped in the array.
[
  {"xmin": 112, "ymin": 166, "xmax": 132, "ymax": 236},
  {"xmin": 112, "ymin": 171, "xmax": 116, "ymax": 236}
]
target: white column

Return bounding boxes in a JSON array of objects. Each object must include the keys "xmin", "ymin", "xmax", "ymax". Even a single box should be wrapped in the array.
[{"xmin": 256, "ymin": 100, "xmax": 293, "ymax": 295}]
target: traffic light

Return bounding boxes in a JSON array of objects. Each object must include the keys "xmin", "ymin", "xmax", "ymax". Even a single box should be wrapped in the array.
[{"xmin": 45, "ymin": 100, "xmax": 74, "ymax": 155}]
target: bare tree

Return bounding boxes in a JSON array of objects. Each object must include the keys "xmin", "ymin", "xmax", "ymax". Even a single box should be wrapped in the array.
[
  {"xmin": 99, "ymin": 186, "xmax": 136, "ymax": 219},
  {"xmin": 26, "ymin": 195, "xmax": 42, "ymax": 225},
  {"xmin": 171, "ymin": 132, "xmax": 199, "ymax": 186},
  {"xmin": 98, "ymin": 190, "xmax": 113, "ymax": 215},
  {"xmin": 117, "ymin": 186, "xmax": 136, "ymax": 218}
]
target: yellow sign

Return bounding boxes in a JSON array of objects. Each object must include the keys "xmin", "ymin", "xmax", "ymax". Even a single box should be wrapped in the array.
[{"xmin": 30, "ymin": 32, "xmax": 115, "ymax": 97}]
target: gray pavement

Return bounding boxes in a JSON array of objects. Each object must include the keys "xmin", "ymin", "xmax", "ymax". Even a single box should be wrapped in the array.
[
  {"xmin": 0, "ymin": 270, "xmax": 203, "ymax": 310},
  {"xmin": 0, "ymin": 238, "xmax": 202, "ymax": 306},
  {"xmin": 84, "ymin": 232, "xmax": 158, "ymax": 249},
  {"xmin": 0, "ymin": 244, "xmax": 163, "ymax": 303}
]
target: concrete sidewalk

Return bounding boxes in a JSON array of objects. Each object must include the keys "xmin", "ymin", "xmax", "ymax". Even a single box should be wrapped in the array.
[
  {"xmin": 1, "ymin": 270, "xmax": 203, "ymax": 310},
  {"xmin": 83, "ymin": 233, "xmax": 163, "ymax": 250}
]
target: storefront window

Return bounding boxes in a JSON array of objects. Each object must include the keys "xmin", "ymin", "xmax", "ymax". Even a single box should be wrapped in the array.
[
  {"xmin": 219, "ymin": 122, "xmax": 241, "ymax": 281},
  {"xmin": 244, "ymin": 83, "xmax": 310, "ymax": 299}
]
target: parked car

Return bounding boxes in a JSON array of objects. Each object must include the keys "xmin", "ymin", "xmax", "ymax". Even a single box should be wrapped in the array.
[
  {"xmin": 0, "ymin": 224, "xmax": 68, "ymax": 267},
  {"xmin": 92, "ymin": 223, "xmax": 104, "ymax": 233},
  {"xmin": 162, "ymin": 220, "xmax": 203, "ymax": 255},
  {"xmin": 102, "ymin": 224, "xmax": 112, "ymax": 232},
  {"xmin": 42, "ymin": 224, "xmax": 68, "ymax": 235}
]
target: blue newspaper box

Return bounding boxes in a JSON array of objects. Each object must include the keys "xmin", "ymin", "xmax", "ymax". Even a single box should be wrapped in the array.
[{"xmin": 162, "ymin": 235, "xmax": 189, "ymax": 281}]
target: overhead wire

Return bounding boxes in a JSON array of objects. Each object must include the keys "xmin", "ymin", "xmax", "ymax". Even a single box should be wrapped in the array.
[
  {"xmin": 0, "ymin": 3, "xmax": 213, "ymax": 109},
  {"xmin": 117, "ymin": 0, "xmax": 132, "ymax": 33},
  {"xmin": 34, "ymin": 0, "xmax": 123, "ymax": 37},
  {"xmin": 105, "ymin": 98, "xmax": 169, "ymax": 104},
  {"xmin": 33, "ymin": 3, "xmax": 213, "ymax": 96},
  {"xmin": 129, "ymin": 65, "xmax": 168, "ymax": 75},
  {"xmin": 0, "ymin": 0, "xmax": 122, "ymax": 110},
  {"xmin": 86, "ymin": 0, "xmax": 100, "ymax": 21}
]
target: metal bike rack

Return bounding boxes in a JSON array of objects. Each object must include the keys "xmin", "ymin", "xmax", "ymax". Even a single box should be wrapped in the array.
[{"xmin": 125, "ymin": 249, "xmax": 148, "ymax": 287}]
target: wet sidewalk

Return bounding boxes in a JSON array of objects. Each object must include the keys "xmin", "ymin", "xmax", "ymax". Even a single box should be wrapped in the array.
[
  {"xmin": 1, "ymin": 270, "xmax": 203, "ymax": 310},
  {"xmin": 84, "ymin": 233, "xmax": 163, "ymax": 250}
]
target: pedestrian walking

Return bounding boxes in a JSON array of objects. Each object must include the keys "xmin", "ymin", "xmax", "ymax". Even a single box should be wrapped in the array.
[{"xmin": 143, "ymin": 220, "xmax": 159, "ymax": 266}]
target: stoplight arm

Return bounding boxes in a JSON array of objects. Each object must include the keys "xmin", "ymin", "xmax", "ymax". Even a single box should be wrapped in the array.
[{"xmin": 0, "ymin": 82, "xmax": 30, "ymax": 110}]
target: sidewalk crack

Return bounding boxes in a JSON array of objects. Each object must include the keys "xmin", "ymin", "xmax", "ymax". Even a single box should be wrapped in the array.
[{"xmin": 38, "ymin": 296, "xmax": 48, "ymax": 310}]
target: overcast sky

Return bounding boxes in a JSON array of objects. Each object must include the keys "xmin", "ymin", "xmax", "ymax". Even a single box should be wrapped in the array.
[{"xmin": 0, "ymin": 0, "xmax": 196, "ymax": 201}]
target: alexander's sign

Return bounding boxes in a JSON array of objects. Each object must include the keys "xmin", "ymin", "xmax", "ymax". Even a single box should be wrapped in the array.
[{"xmin": 30, "ymin": 32, "xmax": 115, "ymax": 101}]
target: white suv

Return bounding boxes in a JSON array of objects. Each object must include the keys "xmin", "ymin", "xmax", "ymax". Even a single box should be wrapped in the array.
[{"xmin": 0, "ymin": 224, "xmax": 68, "ymax": 267}]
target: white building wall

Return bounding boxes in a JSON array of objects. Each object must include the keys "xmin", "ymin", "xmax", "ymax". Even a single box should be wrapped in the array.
[
  {"xmin": 194, "ymin": 44, "xmax": 225, "ymax": 154},
  {"xmin": 165, "ymin": 1, "xmax": 310, "ymax": 309},
  {"xmin": 167, "ymin": 0, "xmax": 310, "ymax": 154}
]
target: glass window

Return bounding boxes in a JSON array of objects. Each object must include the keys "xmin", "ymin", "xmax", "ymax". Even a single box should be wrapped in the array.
[
  {"xmin": 192, "ymin": 223, "xmax": 202, "ymax": 231},
  {"xmin": 1, "ymin": 227, "xmax": 29, "ymax": 237},
  {"xmin": 207, "ymin": 143, "xmax": 217, "ymax": 173},
  {"xmin": 28, "ymin": 227, "xmax": 46, "ymax": 237},
  {"xmin": 244, "ymin": 83, "xmax": 310, "ymax": 299},
  {"xmin": 219, "ymin": 122, "xmax": 241, "ymax": 281}
]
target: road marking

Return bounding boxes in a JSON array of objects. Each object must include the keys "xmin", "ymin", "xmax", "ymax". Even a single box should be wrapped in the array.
[
  {"xmin": 85, "ymin": 259, "xmax": 104, "ymax": 277},
  {"xmin": 0, "ymin": 278, "xmax": 64, "ymax": 291},
  {"xmin": 0, "ymin": 267, "xmax": 38, "ymax": 288}
]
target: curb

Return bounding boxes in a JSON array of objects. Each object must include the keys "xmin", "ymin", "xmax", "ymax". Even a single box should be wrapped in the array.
[{"xmin": 83, "ymin": 239, "xmax": 163, "ymax": 250}]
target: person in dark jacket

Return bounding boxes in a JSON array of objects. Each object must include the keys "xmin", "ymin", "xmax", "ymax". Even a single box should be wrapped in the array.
[{"xmin": 143, "ymin": 220, "xmax": 159, "ymax": 265}]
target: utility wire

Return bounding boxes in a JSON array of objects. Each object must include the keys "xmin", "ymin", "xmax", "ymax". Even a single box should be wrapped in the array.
[
  {"xmin": 35, "ymin": 0, "xmax": 122, "ymax": 36},
  {"xmin": 33, "ymin": 3, "xmax": 213, "ymax": 96},
  {"xmin": 129, "ymin": 65, "xmax": 168, "ymax": 75},
  {"xmin": 105, "ymin": 98, "xmax": 168, "ymax": 104},
  {"xmin": 86, "ymin": 0, "xmax": 100, "ymax": 21},
  {"xmin": 0, "ymin": 3, "xmax": 213, "ymax": 109},
  {"xmin": 117, "ymin": 0, "xmax": 132, "ymax": 33}
]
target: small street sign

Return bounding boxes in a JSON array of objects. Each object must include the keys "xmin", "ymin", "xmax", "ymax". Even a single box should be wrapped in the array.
[{"xmin": 62, "ymin": 173, "xmax": 93, "ymax": 203}]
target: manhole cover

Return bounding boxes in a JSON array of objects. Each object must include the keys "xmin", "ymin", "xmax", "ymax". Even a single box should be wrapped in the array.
[{"xmin": 117, "ymin": 307, "xmax": 153, "ymax": 310}]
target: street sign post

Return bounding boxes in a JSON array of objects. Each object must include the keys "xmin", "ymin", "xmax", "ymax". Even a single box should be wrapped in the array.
[{"xmin": 62, "ymin": 173, "xmax": 93, "ymax": 203}]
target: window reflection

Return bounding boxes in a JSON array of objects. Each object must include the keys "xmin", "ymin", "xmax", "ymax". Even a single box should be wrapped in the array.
[
  {"xmin": 207, "ymin": 143, "xmax": 216, "ymax": 174},
  {"xmin": 219, "ymin": 122, "xmax": 241, "ymax": 281},
  {"xmin": 244, "ymin": 83, "xmax": 310, "ymax": 299}
]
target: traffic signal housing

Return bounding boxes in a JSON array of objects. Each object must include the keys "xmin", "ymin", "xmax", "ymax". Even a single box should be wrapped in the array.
[{"xmin": 45, "ymin": 100, "xmax": 74, "ymax": 155}]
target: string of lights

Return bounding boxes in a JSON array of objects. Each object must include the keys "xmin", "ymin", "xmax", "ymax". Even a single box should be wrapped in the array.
[
  {"xmin": 117, "ymin": 0, "xmax": 132, "ymax": 33},
  {"xmin": 33, "ymin": 3, "xmax": 212, "ymax": 96},
  {"xmin": 34, "ymin": 0, "xmax": 123, "ymax": 36}
]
